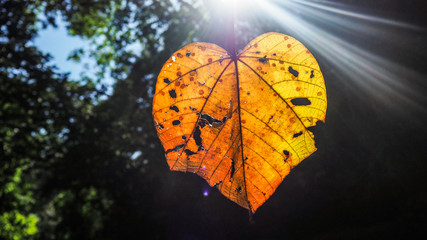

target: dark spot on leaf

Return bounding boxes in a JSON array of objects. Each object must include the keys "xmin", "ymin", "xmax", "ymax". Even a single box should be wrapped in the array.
[
  {"xmin": 165, "ymin": 144, "xmax": 184, "ymax": 154},
  {"xmin": 185, "ymin": 149, "xmax": 197, "ymax": 156},
  {"xmin": 156, "ymin": 123, "xmax": 164, "ymax": 129},
  {"xmin": 182, "ymin": 135, "xmax": 187, "ymax": 140},
  {"xmin": 172, "ymin": 120, "xmax": 181, "ymax": 126},
  {"xmin": 189, "ymin": 106, "xmax": 197, "ymax": 111},
  {"xmin": 288, "ymin": 66, "xmax": 299, "ymax": 77},
  {"xmin": 273, "ymin": 53, "xmax": 277, "ymax": 56},
  {"xmin": 283, "ymin": 150, "xmax": 290, "ymax": 159},
  {"xmin": 163, "ymin": 78, "xmax": 171, "ymax": 84},
  {"xmin": 310, "ymin": 70, "xmax": 314, "ymax": 78},
  {"xmin": 235, "ymin": 186, "xmax": 242, "ymax": 193},
  {"xmin": 258, "ymin": 55, "xmax": 268, "ymax": 64},
  {"xmin": 186, "ymin": 51, "xmax": 191, "ymax": 57},
  {"xmin": 169, "ymin": 89, "xmax": 177, "ymax": 98},
  {"xmin": 255, "ymin": 51, "xmax": 261, "ymax": 54},
  {"xmin": 170, "ymin": 105, "xmax": 179, "ymax": 112},
  {"xmin": 213, "ymin": 181, "xmax": 223, "ymax": 187},
  {"xmin": 293, "ymin": 131, "xmax": 303, "ymax": 138},
  {"xmin": 291, "ymin": 98, "xmax": 311, "ymax": 106}
]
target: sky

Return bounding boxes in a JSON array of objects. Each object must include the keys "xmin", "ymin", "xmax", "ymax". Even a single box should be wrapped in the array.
[
  {"xmin": 33, "ymin": 17, "xmax": 115, "ymax": 96},
  {"xmin": 34, "ymin": 18, "xmax": 93, "ymax": 80},
  {"xmin": 33, "ymin": 16, "xmax": 145, "ymax": 96}
]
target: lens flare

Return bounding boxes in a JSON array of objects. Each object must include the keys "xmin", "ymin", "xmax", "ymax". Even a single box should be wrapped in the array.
[{"xmin": 203, "ymin": 190, "xmax": 209, "ymax": 197}]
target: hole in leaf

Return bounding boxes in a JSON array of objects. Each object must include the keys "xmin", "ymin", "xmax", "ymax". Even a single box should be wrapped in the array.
[
  {"xmin": 193, "ymin": 126, "xmax": 205, "ymax": 151},
  {"xmin": 201, "ymin": 113, "xmax": 221, "ymax": 125},
  {"xmin": 156, "ymin": 123, "xmax": 164, "ymax": 129},
  {"xmin": 283, "ymin": 150, "xmax": 290, "ymax": 162},
  {"xmin": 230, "ymin": 158, "xmax": 235, "ymax": 179},
  {"xmin": 258, "ymin": 55, "xmax": 268, "ymax": 64},
  {"xmin": 185, "ymin": 149, "xmax": 197, "ymax": 156},
  {"xmin": 198, "ymin": 114, "xmax": 228, "ymax": 128},
  {"xmin": 310, "ymin": 70, "xmax": 314, "ymax": 79},
  {"xmin": 169, "ymin": 89, "xmax": 177, "ymax": 98},
  {"xmin": 307, "ymin": 120, "xmax": 325, "ymax": 148},
  {"xmin": 186, "ymin": 51, "xmax": 191, "ymax": 57},
  {"xmin": 291, "ymin": 98, "xmax": 311, "ymax": 106},
  {"xmin": 213, "ymin": 181, "xmax": 223, "ymax": 187},
  {"xmin": 172, "ymin": 120, "xmax": 181, "ymax": 126},
  {"xmin": 293, "ymin": 131, "xmax": 303, "ymax": 138},
  {"xmin": 164, "ymin": 78, "xmax": 171, "ymax": 84},
  {"xmin": 288, "ymin": 66, "xmax": 299, "ymax": 77},
  {"xmin": 165, "ymin": 144, "xmax": 185, "ymax": 154},
  {"xmin": 170, "ymin": 106, "xmax": 179, "ymax": 112},
  {"xmin": 307, "ymin": 120, "xmax": 324, "ymax": 134}
]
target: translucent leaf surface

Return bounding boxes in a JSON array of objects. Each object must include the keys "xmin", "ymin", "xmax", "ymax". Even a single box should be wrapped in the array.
[{"xmin": 153, "ymin": 32, "xmax": 327, "ymax": 213}]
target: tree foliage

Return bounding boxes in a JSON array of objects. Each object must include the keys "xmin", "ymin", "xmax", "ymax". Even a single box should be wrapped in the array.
[{"xmin": 1, "ymin": 0, "xmax": 211, "ymax": 238}]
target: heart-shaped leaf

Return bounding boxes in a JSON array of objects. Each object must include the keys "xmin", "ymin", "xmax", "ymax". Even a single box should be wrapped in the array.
[{"xmin": 153, "ymin": 32, "xmax": 327, "ymax": 213}]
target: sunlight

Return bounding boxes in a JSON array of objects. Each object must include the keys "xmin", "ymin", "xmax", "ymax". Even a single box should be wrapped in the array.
[
  {"xmin": 211, "ymin": 0, "xmax": 258, "ymax": 11},
  {"xmin": 247, "ymin": 0, "xmax": 425, "ymax": 113}
]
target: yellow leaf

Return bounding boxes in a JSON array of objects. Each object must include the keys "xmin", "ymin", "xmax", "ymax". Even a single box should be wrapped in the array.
[{"xmin": 153, "ymin": 32, "xmax": 327, "ymax": 213}]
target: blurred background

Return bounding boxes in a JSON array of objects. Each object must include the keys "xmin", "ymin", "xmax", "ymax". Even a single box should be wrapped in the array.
[{"xmin": 1, "ymin": 0, "xmax": 426, "ymax": 239}]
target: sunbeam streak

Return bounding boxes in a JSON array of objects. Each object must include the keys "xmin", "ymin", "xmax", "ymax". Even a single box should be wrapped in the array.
[
  {"xmin": 292, "ymin": 0, "xmax": 423, "ymax": 30},
  {"xmin": 254, "ymin": 0, "xmax": 426, "ymax": 114}
]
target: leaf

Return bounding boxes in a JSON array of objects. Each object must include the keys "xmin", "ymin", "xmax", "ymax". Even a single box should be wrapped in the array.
[{"xmin": 152, "ymin": 32, "xmax": 327, "ymax": 213}]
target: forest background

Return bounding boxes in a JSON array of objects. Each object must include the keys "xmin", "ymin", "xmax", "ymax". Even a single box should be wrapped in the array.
[{"xmin": 1, "ymin": 0, "xmax": 426, "ymax": 239}]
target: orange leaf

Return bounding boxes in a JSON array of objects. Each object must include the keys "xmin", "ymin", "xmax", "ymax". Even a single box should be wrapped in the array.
[{"xmin": 153, "ymin": 32, "xmax": 327, "ymax": 213}]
